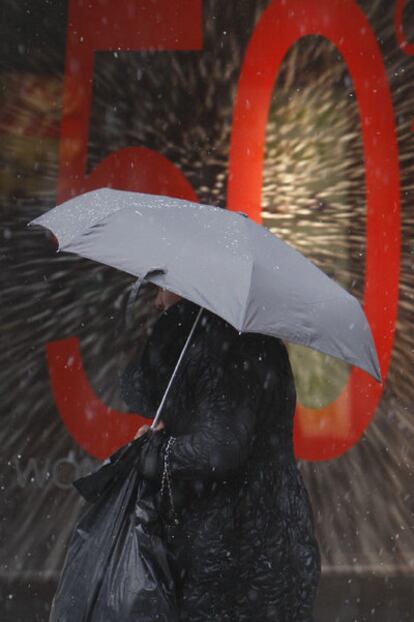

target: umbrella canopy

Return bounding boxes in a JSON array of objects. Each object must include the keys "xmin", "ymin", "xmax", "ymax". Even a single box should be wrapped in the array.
[{"xmin": 29, "ymin": 187, "xmax": 381, "ymax": 383}]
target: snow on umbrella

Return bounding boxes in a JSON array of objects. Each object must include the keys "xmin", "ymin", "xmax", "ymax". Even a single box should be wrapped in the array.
[{"xmin": 28, "ymin": 187, "xmax": 381, "ymax": 384}]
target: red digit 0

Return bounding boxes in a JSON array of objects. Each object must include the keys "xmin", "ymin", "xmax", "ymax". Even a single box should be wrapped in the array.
[
  {"xmin": 51, "ymin": 0, "xmax": 202, "ymax": 459},
  {"xmin": 228, "ymin": 0, "xmax": 400, "ymax": 460}
]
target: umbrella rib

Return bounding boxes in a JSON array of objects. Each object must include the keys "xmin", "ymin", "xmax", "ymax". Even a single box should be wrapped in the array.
[
  {"xmin": 57, "ymin": 204, "xmax": 136, "ymax": 251},
  {"xmin": 238, "ymin": 220, "xmax": 255, "ymax": 332},
  {"xmin": 151, "ymin": 306, "xmax": 204, "ymax": 429}
]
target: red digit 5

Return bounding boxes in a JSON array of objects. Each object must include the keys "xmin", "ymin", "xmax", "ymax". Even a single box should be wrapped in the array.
[{"xmin": 51, "ymin": 0, "xmax": 202, "ymax": 459}]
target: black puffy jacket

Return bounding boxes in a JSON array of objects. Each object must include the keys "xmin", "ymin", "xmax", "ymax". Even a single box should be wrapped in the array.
[{"xmin": 121, "ymin": 298, "xmax": 321, "ymax": 622}]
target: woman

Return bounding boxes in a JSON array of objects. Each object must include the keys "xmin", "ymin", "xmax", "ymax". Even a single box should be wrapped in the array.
[{"xmin": 120, "ymin": 287, "xmax": 321, "ymax": 622}]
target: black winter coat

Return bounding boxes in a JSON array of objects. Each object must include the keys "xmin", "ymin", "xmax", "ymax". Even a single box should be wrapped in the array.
[{"xmin": 121, "ymin": 298, "xmax": 321, "ymax": 621}]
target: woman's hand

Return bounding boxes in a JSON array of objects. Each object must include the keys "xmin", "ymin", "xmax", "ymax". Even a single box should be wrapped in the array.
[{"xmin": 134, "ymin": 419, "xmax": 165, "ymax": 440}]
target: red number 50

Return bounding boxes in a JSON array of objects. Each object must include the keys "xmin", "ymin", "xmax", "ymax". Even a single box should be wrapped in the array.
[{"xmin": 50, "ymin": 0, "xmax": 399, "ymax": 461}]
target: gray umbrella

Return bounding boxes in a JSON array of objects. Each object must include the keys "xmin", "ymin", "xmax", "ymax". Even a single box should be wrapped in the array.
[{"xmin": 29, "ymin": 187, "xmax": 382, "ymax": 391}]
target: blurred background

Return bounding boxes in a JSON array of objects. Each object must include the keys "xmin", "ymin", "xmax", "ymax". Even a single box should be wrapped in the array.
[{"xmin": 0, "ymin": 0, "xmax": 413, "ymax": 620}]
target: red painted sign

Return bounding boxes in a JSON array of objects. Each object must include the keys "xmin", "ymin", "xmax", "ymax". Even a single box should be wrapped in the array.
[{"xmin": 51, "ymin": 0, "xmax": 400, "ymax": 461}]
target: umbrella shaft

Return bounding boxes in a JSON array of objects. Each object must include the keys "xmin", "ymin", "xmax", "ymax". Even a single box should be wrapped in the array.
[{"xmin": 151, "ymin": 306, "xmax": 204, "ymax": 430}]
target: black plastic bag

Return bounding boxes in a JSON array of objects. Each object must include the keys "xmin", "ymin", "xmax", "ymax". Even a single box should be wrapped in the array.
[{"xmin": 49, "ymin": 435, "xmax": 179, "ymax": 622}]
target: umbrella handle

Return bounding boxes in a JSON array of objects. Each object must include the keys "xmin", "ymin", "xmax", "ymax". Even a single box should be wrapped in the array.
[{"xmin": 151, "ymin": 306, "xmax": 204, "ymax": 430}]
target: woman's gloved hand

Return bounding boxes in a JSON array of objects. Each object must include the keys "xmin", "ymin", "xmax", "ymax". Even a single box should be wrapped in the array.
[
  {"xmin": 134, "ymin": 419, "xmax": 165, "ymax": 439},
  {"xmin": 136, "ymin": 428, "xmax": 169, "ymax": 483}
]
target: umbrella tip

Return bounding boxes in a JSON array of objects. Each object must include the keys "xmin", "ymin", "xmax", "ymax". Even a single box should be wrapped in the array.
[{"xmin": 236, "ymin": 211, "xmax": 249, "ymax": 219}]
